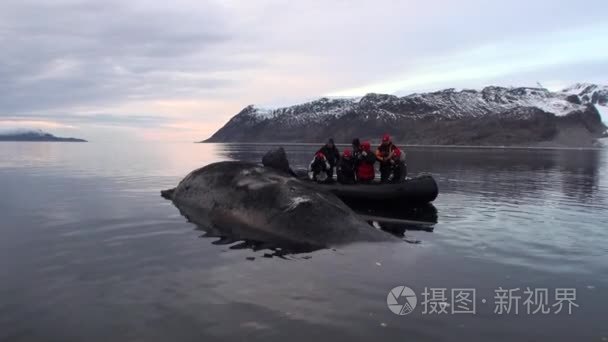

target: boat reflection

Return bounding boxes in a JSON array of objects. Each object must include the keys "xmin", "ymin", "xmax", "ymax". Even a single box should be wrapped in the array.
[{"xmin": 350, "ymin": 202, "xmax": 438, "ymax": 236}]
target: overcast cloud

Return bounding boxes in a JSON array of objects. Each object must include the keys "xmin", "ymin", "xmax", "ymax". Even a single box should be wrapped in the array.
[{"xmin": 1, "ymin": 0, "xmax": 606, "ymax": 141}]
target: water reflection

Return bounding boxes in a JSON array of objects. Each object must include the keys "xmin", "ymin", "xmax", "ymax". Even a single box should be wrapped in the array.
[
  {"xmin": 169, "ymin": 199, "xmax": 322, "ymax": 255},
  {"xmin": 556, "ymin": 150, "xmax": 602, "ymax": 203},
  {"xmin": 169, "ymin": 186, "xmax": 423, "ymax": 255},
  {"xmin": 406, "ymin": 147, "xmax": 603, "ymax": 202},
  {"xmin": 347, "ymin": 201, "xmax": 438, "ymax": 234},
  {"xmin": 1, "ymin": 142, "xmax": 607, "ymax": 341},
  {"xmin": 212, "ymin": 144, "xmax": 605, "ymax": 205},
  {"xmin": 209, "ymin": 144, "xmax": 608, "ymax": 252}
]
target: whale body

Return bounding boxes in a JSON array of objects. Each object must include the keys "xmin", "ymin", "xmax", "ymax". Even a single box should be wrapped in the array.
[{"xmin": 162, "ymin": 161, "xmax": 396, "ymax": 250}]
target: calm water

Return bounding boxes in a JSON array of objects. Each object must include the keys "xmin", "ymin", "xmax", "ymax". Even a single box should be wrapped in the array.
[{"xmin": 0, "ymin": 142, "xmax": 607, "ymax": 342}]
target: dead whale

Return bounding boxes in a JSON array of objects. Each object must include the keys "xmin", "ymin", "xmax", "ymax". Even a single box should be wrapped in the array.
[{"xmin": 161, "ymin": 160, "xmax": 396, "ymax": 250}]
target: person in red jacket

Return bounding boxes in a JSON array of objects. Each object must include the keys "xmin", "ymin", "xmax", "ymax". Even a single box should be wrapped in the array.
[
  {"xmin": 356, "ymin": 141, "xmax": 376, "ymax": 183},
  {"xmin": 375, "ymin": 134, "xmax": 405, "ymax": 183}
]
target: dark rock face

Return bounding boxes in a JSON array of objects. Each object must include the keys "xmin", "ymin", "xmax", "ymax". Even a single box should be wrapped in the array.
[
  {"xmin": 203, "ymin": 84, "xmax": 607, "ymax": 147},
  {"xmin": 566, "ymin": 94, "xmax": 582, "ymax": 105}
]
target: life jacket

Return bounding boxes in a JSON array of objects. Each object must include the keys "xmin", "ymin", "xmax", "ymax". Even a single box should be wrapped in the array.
[
  {"xmin": 392, "ymin": 146, "xmax": 403, "ymax": 160},
  {"xmin": 357, "ymin": 141, "xmax": 375, "ymax": 181},
  {"xmin": 357, "ymin": 163, "xmax": 374, "ymax": 181},
  {"xmin": 375, "ymin": 142, "xmax": 398, "ymax": 162}
]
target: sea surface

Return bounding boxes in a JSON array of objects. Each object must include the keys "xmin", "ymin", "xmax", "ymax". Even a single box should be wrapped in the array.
[{"xmin": 0, "ymin": 142, "xmax": 607, "ymax": 342}]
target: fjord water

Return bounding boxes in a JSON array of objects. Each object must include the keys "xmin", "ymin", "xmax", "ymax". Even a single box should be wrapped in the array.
[{"xmin": 0, "ymin": 142, "xmax": 607, "ymax": 342}]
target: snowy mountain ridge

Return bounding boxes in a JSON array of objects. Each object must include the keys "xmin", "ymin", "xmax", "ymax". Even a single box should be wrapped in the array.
[
  {"xmin": 205, "ymin": 83, "xmax": 607, "ymax": 147},
  {"xmin": 562, "ymin": 83, "xmax": 608, "ymax": 104},
  {"xmin": 243, "ymin": 84, "xmax": 605, "ymax": 123}
]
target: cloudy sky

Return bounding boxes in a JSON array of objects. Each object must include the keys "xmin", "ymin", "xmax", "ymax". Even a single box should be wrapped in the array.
[{"xmin": 1, "ymin": 0, "xmax": 607, "ymax": 141}]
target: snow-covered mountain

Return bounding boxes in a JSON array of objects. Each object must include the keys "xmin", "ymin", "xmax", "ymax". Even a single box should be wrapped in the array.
[
  {"xmin": 561, "ymin": 83, "xmax": 608, "ymax": 123},
  {"xmin": 562, "ymin": 83, "xmax": 608, "ymax": 105},
  {"xmin": 204, "ymin": 84, "xmax": 608, "ymax": 147},
  {"xmin": 0, "ymin": 129, "xmax": 87, "ymax": 142}
]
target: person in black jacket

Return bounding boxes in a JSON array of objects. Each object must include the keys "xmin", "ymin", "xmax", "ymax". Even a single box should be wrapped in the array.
[
  {"xmin": 309, "ymin": 152, "xmax": 331, "ymax": 182},
  {"xmin": 351, "ymin": 138, "xmax": 361, "ymax": 160},
  {"xmin": 316, "ymin": 138, "xmax": 340, "ymax": 179},
  {"xmin": 337, "ymin": 149, "xmax": 356, "ymax": 184}
]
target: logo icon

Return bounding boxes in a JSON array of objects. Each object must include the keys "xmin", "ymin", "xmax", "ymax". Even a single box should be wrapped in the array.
[{"xmin": 387, "ymin": 286, "xmax": 417, "ymax": 315}]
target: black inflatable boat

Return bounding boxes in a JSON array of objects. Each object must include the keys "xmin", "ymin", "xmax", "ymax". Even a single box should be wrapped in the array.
[
  {"xmin": 261, "ymin": 147, "xmax": 438, "ymax": 205},
  {"xmin": 303, "ymin": 175, "xmax": 439, "ymax": 205}
]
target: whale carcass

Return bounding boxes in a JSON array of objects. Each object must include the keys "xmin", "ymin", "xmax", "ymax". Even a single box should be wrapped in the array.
[{"xmin": 162, "ymin": 160, "xmax": 396, "ymax": 250}]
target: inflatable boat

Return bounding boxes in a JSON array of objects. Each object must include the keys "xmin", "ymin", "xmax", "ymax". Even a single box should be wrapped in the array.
[
  {"xmin": 302, "ymin": 175, "xmax": 439, "ymax": 205},
  {"xmin": 261, "ymin": 147, "xmax": 438, "ymax": 205}
]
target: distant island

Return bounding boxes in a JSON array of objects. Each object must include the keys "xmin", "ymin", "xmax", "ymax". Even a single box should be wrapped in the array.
[
  {"xmin": 203, "ymin": 83, "xmax": 608, "ymax": 148},
  {"xmin": 0, "ymin": 130, "xmax": 87, "ymax": 142}
]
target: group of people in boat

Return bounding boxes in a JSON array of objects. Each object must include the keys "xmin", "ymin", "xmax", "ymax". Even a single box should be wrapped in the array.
[{"xmin": 309, "ymin": 134, "xmax": 406, "ymax": 184}]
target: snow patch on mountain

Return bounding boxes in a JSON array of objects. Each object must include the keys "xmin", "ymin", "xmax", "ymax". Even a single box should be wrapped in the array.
[
  {"xmin": 248, "ymin": 97, "xmax": 357, "ymax": 126},
  {"xmin": 595, "ymin": 104, "xmax": 608, "ymax": 123},
  {"xmin": 395, "ymin": 86, "xmax": 585, "ymax": 119},
  {"xmin": 562, "ymin": 83, "xmax": 608, "ymax": 95},
  {"xmin": 562, "ymin": 83, "xmax": 608, "ymax": 105},
  {"xmin": 250, "ymin": 106, "xmax": 275, "ymax": 119},
  {"xmin": 520, "ymin": 95, "xmax": 582, "ymax": 117}
]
